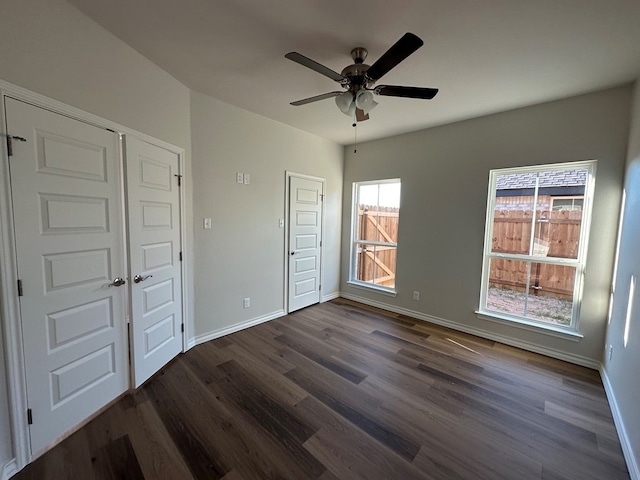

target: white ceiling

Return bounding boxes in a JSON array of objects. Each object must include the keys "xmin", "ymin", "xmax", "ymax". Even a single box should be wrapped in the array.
[{"xmin": 68, "ymin": 0, "xmax": 640, "ymax": 145}]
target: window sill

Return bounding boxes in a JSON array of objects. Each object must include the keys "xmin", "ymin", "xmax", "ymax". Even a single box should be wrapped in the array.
[
  {"xmin": 474, "ymin": 310, "xmax": 583, "ymax": 342},
  {"xmin": 347, "ymin": 281, "xmax": 398, "ymax": 297}
]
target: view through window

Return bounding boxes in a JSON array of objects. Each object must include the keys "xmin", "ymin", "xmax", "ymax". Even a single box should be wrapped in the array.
[
  {"xmin": 350, "ymin": 179, "xmax": 401, "ymax": 292},
  {"xmin": 479, "ymin": 162, "xmax": 595, "ymax": 330}
]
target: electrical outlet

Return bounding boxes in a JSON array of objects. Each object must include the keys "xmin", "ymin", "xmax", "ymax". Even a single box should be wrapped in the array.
[
  {"xmin": 243, "ymin": 173, "xmax": 250, "ymax": 185},
  {"xmin": 203, "ymin": 218, "xmax": 212, "ymax": 229},
  {"xmin": 236, "ymin": 172, "xmax": 244, "ymax": 184},
  {"xmin": 413, "ymin": 291, "xmax": 420, "ymax": 301},
  {"xmin": 243, "ymin": 297, "xmax": 250, "ymax": 309}
]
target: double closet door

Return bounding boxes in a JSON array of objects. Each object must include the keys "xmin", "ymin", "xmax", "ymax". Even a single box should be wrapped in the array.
[{"xmin": 6, "ymin": 97, "xmax": 183, "ymax": 455}]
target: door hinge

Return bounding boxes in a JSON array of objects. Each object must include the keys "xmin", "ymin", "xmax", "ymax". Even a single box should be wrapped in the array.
[
  {"xmin": 27, "ymin": 408, "xmax": 33, "ymax": 425},
  {"xmin": 174, "ymin": 174, "xmax": 182, "ymax": 186},
  {"xmin": 179, "ymin": 251, "xmax": 182, "ymax": 262},
  {"xmin": 181, "ymin": 323, "xmax": 184, "ymax": 333},
  {"xmin": 17, "ymin": 279, "xmax": 23, "ymax": 297},
  {"xmin": 320, "ymin": 240, "xmax": 322, "ymax": 247},
  {"xmin": 320, "ymin": 193, "xmax": 324, "ymax": 202},
  {"xmin": 6, "ymin": 135, "xmax": 27, "ymax": 157},
  {"xmin": 319, "ymin": 284, "xmax": 322, "ymax": 291}
]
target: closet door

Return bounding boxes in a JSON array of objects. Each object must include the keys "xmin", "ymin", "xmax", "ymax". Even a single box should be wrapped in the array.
[
  {"xmin": 6, "ymin": 98, "xmax": 128, "ymax": 455},
  {"xmin": 125, "ymin": 136, "xmax": 183, "ymax": 387}
]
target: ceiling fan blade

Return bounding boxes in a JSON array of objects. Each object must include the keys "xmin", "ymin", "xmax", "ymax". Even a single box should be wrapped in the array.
[
  {"xmin": 365, "ymin": 33, "xmax": 424, "ymax": 82},
  {"xmin": 355, "ymin": 108, "xmax": 369, "ymax": 122},
  {"xmin": 375, "ymin": 85, "xmax": 439, "ymax": 99},
  {"xmin": 290, "ymin": 91, "xmax": 344, "ymax": 106},
  {"xmin": 285, "ymin": 52, "xmax": 346, "ymax": 83}
]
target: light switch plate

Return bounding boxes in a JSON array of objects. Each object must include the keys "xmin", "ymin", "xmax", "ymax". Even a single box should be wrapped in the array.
[
  {"xmin": 236, "ymin": 172, "xmax": 244, "ymax": 184},
  {"xmin": 204, "ymin": 218, "xmax": 212, "ymax": 229},
  {"xmin": 244, "ymin": 173, "xmax": 250, "ymax": 185}
]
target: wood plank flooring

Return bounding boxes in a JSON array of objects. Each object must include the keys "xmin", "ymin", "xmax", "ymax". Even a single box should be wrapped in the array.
[{"xmin": 13, "ymin": 299, "xmax": 630, "ymax": 479}]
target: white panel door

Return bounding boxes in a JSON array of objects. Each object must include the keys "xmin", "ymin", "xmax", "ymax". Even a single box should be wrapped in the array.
[
  {"xmin": 6, "ymin": 98, "xmax": 128, "ymax": 455},
  {"xmin": 125, "ymin": 136, "xmax": 182, "ymax": 388},
  {"xmin": 288, "ymin": 176, "xmax": 323, "ymax": 312}
]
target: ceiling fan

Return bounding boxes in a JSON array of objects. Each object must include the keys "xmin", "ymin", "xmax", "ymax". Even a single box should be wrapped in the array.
[{"xmin": 285, "ymin": 33, "xmax": 438, "ymax": 122}]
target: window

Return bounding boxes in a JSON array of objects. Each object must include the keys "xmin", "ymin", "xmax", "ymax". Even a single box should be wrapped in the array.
[
  {"xmin": 551, "ymin": 196, "xmax": 584, "ymax": 211},
  {"xmin": 478, "ymin": 162, "xmax": 595, "ymax": 332},
  {"xmin": 350, "ymin": 179, "xmax": 401, "ymax": 293}
]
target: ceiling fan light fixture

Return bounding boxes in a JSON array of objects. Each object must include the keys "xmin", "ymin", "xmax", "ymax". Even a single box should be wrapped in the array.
[
  {"xmin": 355, "ymin": 90, "xmax": 378, "ymax": 115},
  {"xmin": 335, "ymin": 91, "xmax": 355, "ymax": 115}
]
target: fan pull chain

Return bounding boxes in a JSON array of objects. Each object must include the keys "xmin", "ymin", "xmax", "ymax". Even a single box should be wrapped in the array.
[{"xmin": 353, "ymin": 121, "xmax": 358, "ymax": 153}]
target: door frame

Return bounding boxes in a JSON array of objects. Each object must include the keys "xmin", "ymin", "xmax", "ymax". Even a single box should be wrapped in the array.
[
  {"xmin": 284, "ymin": 171, "xmax": 326, "ymax": 313},
  {"xmin": 0, "ymin": 79, "xmax": 190, "ymax": 469}
]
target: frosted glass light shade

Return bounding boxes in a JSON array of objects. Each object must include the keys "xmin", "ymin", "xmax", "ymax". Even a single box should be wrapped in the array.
[
  {"xmin": 335, "ymin": 92, "xmax": 355, "ymax": 115},
  {"xmin": 355, "ymin": 90, "xmax": 378, "ymax": 114}
]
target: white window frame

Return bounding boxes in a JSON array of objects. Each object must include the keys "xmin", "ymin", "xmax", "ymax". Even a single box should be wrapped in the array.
[
  {"xmin": 348, "ymin": 178, "xmax": 400, "ymax": 295},
  {"xmin": 477, "ymin": 160, "xmax": 596, "ymax": 336}
]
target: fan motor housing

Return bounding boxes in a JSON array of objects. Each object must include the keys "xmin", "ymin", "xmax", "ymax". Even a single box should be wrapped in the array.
[
  {"xmin": 341, "ymin": 65, "xmax": 373, "ymax": 91},
  {"xmin": 341, "ymin": 47, "xmax": 373, "ymax": 90}
]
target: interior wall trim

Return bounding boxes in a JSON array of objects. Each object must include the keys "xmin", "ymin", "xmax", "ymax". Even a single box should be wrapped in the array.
[
  {"xmin": 192, "ymin": 309, "xmax": 286, "ymax": 347},
  {"xmin": 601, "ymin": 366, "xmax": 639, "ymax": 480},
  {"xmin": 1, "ymin": 459, "xmax": 17, "ymax": 480},
  {"xmin": 321, "ymin": 292, "xmax": 340, "ymax": 303},
  {"xmin": 339, "ymin": 292, "xmax": 601, "ymax": 370}
]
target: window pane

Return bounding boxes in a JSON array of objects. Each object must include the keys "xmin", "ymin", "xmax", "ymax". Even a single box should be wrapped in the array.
[
  {"xmin": 356, "ymin": 183, "xmax": 400, "ymax": 243},
  {"xmin": 487, "ymin": 258, "xmax": 576, "ymax": 326},
  {"xmin": 487, "ymin": 258, "xmax": 529, "ymax": 316},
  {"xmin": 526, "ymin": 263, "xmax": 576, "ymax": 326},
  {"xmin": 355, "ymin": 244, "xmax": 396, "ymax": 288},
  {"xmin": 491, "ymin": 173, "xmax": 535, "ymax": 254}
]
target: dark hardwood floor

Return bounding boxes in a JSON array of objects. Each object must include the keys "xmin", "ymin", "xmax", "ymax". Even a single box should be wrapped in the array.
[{"xmin": 14, "ymin": 299, "xmax": 629, "ymax": 479}]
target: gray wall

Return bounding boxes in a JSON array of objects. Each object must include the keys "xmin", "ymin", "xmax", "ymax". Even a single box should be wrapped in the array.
[
  {"xmin": 341, "ymin": 86, "xmax": 631, "ymax": 365},
  {"xmin": 0, "ymin": 0, "xmax": 192, "ymax": 470},
  {"xmin": 191, "ymin": 91, "xmax": 343, "ymax": 338},
  {"xmin": 603, "ymin": 80, "xmax": 640, "ymax": 476}
]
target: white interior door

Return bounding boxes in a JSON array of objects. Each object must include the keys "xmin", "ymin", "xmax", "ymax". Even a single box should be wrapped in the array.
[
  {"xmin": 288, "ymin": 175, "xmax": 323, "ymax": 312},
  {"xmin": 6, "ymin": 98, "xmax": 129, "ymax": 455},
  {"xmin": 125, "ymin": 136, "xmax": 183, "ymax": 388}
]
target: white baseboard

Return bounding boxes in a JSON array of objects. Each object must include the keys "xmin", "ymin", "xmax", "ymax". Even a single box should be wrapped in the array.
[
  {"xmin": 1, "ymin": 459, "xmax": 18, "ymax": 480},
  {"xmin": 339, "ymin": 293, "xmax": 600, "ymax": 370},
  {"xmin": 600, "ymin": 366, "xmax": 639, "ymax": 480},
  {"xmin": 193, "ymin": 309, "xmax": 286, "ymax": 346},
  {"xmin": 321, "ymin": 291, "xmax": 340, "ymax": 302}
]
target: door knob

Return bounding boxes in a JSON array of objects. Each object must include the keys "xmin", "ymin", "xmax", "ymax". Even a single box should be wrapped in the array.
[
  {"xmin": 108, "ymin": 277, "xmax": 126, "ymax": 287},
  {"xmin": 133, "ymin": 274, "xmax": 153, "ymax": 284},
  {"xmin": 290, "ymin": 251, "xmax": 296, "ymax": 255}
]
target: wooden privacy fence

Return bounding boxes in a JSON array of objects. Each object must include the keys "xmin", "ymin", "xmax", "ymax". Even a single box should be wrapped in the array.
[
  {"xmin": 490, "ymin": 195, "xmax": 582, "ymax": 299},
  {"xmin": 356, "ymin": 205, "xmax": 399, "ymax": 287}
]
